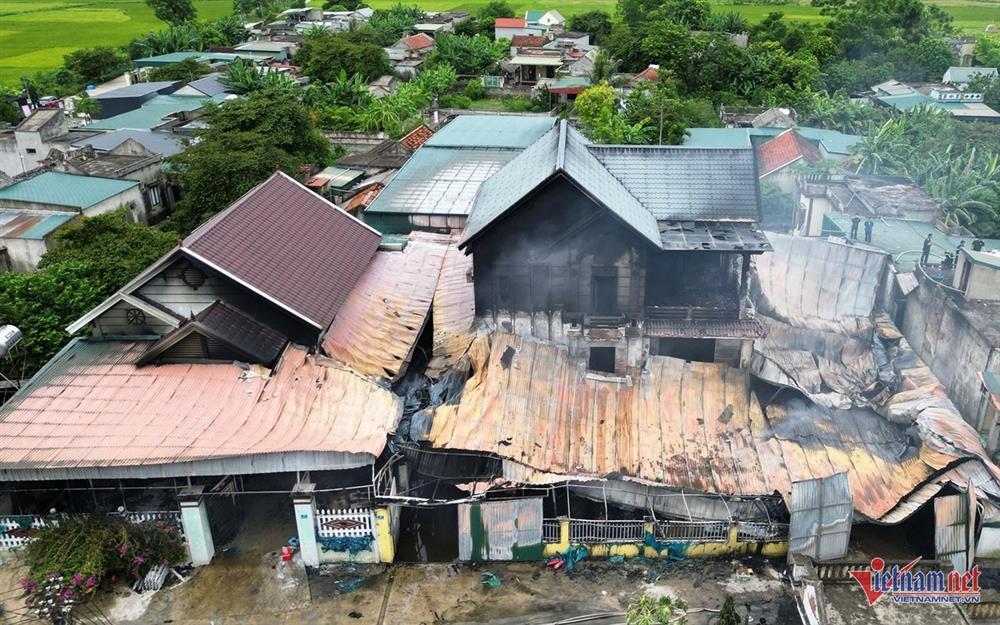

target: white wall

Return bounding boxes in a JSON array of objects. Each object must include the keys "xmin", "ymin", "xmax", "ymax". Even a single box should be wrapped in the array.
[{"xmin": 0, "ymin": 237, "xmax": 50, "ymax": 272}]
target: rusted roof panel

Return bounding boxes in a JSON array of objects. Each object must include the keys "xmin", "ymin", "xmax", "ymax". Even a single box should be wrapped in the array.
[
  {"xmin": 425, "ymin": 332, "xmax": 1000, "ymax": 521},
  {"xmin": 322, "ymin": 238, "xmax": 447, "ymax": 380},
  {"xmin": 0, "ymin": 340, "xmax": 400, "ymax": 477},
  {"xmin": 426, "ymin": 240, "xmax": 476, "ymax": 378}
]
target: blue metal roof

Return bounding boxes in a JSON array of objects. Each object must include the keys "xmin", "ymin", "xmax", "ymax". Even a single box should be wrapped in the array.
[
  {"xmin": 86, "ymin": 94, "xmax": 226, "ymax": 131},
  {"xmin": 424, "ymin": 115, "xmax": 556, "ymax": 149},
  {"xmin": 0, "ymin": 172, "xmax": 138, "ymax": 209},
  {"xmin": 94, "ymin": 81, "xmax": 179, "ymax": 100}
]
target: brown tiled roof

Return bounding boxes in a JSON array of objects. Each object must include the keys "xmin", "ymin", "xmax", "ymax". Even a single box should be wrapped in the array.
[
  {"xmin": 183, "ymin": 172, "xmax": 381, "ymax": 328},
  {"xmin": 400, "ymin": 124, "xmax": 434, "ymax": 150},
  {"xmin": 757, "ymin": 129, "xmax": 823, "ymax": 177},
  {"xmin": 341, "ymin": 183, "xmax": 384, "ymax": 213},
  {"xmin": 511, "ymin": 35, "xmax": 546, "ymax": 48},
  {"xmin": 403, "ymin": 33, "xmax": 435, "ymax": 50}
]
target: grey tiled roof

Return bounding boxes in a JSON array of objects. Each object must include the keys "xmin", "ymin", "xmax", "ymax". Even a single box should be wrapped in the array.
[
  {"xmin": 71, "ymin": 129, "xmax": 184, "ymax": 156},
  {"xmin": 186, "ymin": 74, "xmax": 228, "ymax": 97},
  {"xmin": 590, "ymin": 146, "xmax": 760, "ymax": 221},
  {"xmin": 461, "ymin": 122, "xmax": 683, "ymax": 248}
]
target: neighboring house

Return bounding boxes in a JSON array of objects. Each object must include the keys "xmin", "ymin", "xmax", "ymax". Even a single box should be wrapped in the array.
[
  {"xmin": 47, "ymin": 142, "xmax": 173, "ymax": 224},
  {"xmin": 870, "ymin": 80, "xmax": 1000, "ymax": 122},
  {"xmin": 460, "ymin": 120, "xmax": 770, "ymax": 370},
  {"xmin": 510, "ymin": 34, "xmax": 547, "ymax": 55},
  {"xmin": 684, "ymin": 126, "xmax": 861, "ymax": 161},
  {"xmin": 720, "ymin": 105, "xmax": 797, "ymax": 128},
  {"xmin": 414, "ymin": 11, "xmax": 470, "ymax": 34},
  {"xmin": 336, "ymin": 139, "xmax": 414, "ymax": 176},
  {"xmin": 0, "ymin": 108, "xmax": 100, "ymax": 176},
  {"xmin": 85, "ymin": 93, "xmax": 227, "ymax": 132},
  {"xmin": 0, "ymin": 171, "xmax": 141, "ymax": 218},
  {"xmin": 943, "ymin": 66, "xmax": 999, "ymax": 85},
  {"xmin": 901, "ymin": 248, "xmax": 1000, "ymax": 454},
  {"xmin": 173, "ymin": 74, "xmax": 230, "ymax": 97},
  {"xmin": 233, "ymin": 40, "xmax": 297, "ymax": 61},
  {"xmin": 536, "ymin": 9, "xmax": 565, "ymax": 28},
  {"xmin": 547, "ymin": 76, "xmax": 591, "ymax": 103},
  {"xmin": 544, "ymin": 32, "xmax": 591, "ymax": 53},
  {"xmin": 91, "ymin": 81, "xmax": 181, "ymax": 119},
  {"xmin": 495, "ymin": 18, "xmax": 544, "ymax": 40},
  {"xmin": 132, "ymin": 51, "xmax": 253, "ymax": 68},
  {"xmin": 0, "ymin": 210, "xmax": 75, "ymax": 272},
  {"xmin": 70, "ymin": 129, "xmax": 185, "ymax": 157},
  {"xmin": 796, "ymin": 174, "xmax": 942, "ymax": 236},
  {"xmin": 68, "ymin": 171, "xmax": 380, "ymax": 344},
  {"xmin": 631, "ymin": 64, "xmax": 659, "ymax": 84},
  {"xmin": 304, "ymin": 166, "xmax": 365, "ymax": 200},
  {"xmin": 340, "ymin": 182, "xmax": 385, "ymax": 215},
  {"xmin": 757, "ymin": 129, "xmax": 823, "ymax": 194},
  {"xmin": 387, "ymin": 33, "xmax": 435, "ymax": 63},
  {"xmin": 368, "ymin": 75, "xmax": 398, "ymax": 98},
  {"xmin": 363, "ymin": 115, "xmax": 557, "ymax": 233},
  {"xmin": 505, "ymin": 50, "xmax": 563, "ymax": 84},
  {"xmin": 566, "ymin": 48, "xmax": 597, "ymax": 77}
]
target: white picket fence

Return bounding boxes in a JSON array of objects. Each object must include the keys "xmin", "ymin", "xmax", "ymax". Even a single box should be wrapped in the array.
[
  {"xmin": 0, "ymin": 511, "xmax": 183, "ymax": 551},
  {"xmin": 315, "ymin": 508, "xmax": 374, "ymax": 538}
]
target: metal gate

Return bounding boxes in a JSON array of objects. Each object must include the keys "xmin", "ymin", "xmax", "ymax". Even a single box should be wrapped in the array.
[
  {"xmin": 458, "ymin": 499, "xmax": 544, "ymax": 562},
  {"xmin": 789, "ymin": 472, "xmax": 852, "ymax": 561},
  {"xmin": 935, "ymin": 488, "xmax": 976, "ymax": 573}
]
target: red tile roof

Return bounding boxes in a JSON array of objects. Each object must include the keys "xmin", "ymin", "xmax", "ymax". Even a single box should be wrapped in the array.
[
  {"xmin": 403, "ymin": 33, "xmax": 435, "ymax": 50},
  {"xmin": 511, "ymin": 35, "xmax": 546, "ymax": 48},
  {"xmin": 341, "ymin": 183, "xmax": 384, "ymax": 213},
  {"xmin": 631, "ymin": 64, "xmax": 659, "ymax": 83},
  {"xmin": 184, "ymin": 172, "xmax": 381, "ymax": 328},
  {"xmin": 495, "ymin": 17, "xmax": 526, "ymax": 28},
  {"xmin": 400, "ymin": 124, "xmax": 434, "ymax": 150},
  {"xmin": 757, "ymin": 129, "xmax": 823, "ymax": 177}
]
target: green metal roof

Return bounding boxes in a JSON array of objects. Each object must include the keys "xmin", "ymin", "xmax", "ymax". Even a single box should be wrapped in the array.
[
  {"xmin": 823, "ymin": 212, "xmax": 1000, "ymax": 271},
  {"xmin": 525, "ymin": 10, "xmax": 544, "ymax": 22},
  {"xmin": 86, "ymin": 94, "xmax": 226, "ymax": 131},
  {"xmin": 0, "ymin": 172, "xmax": 137, "ymax": 209},
  {"xmin": 424, "ymin": 115, "xmax": 556, "ymax": 149},
  {"xmin": 549, "ymin": 76, "xmax": 591, "ymax": 89},
  {"xmin": 683, "ymin": 128, "xmax": 753, "ymax": 149},
  {"xmin": 133, "ymin": 52, "xmax": 204, "ymax": 68}
]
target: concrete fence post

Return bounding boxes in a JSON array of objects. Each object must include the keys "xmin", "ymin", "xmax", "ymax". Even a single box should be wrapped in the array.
[
  {"xmin": 292, "ymin": 483, "xmax": 319, "ymax": 567},
  {"xmin": 178, "ymin": 486, "xmax": 214, "ymax": 567},
  {"xmin": 373, "ymin": 507, "xmax": 395, "ymax": 563}
]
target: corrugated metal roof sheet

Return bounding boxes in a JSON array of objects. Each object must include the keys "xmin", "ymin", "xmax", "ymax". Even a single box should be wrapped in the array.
[
  {"xmin": 184, "ymin": 172, "xmax": 381, "ymax": 328},
  {"xmin": 426, "ymin": 239, "xmax": 476, "ymax": 378},
  {"xmin": 322, "ymin": 237, "xmax": 448, "ymax": 380},
  {"xmin": 590, "ymin": 145, "xmax": 761, "ymax": 221},
  {"xmin": 94, "ymin": 81, "xmax": 179, "ymax": 100},
  {"xmin": 424, "ymin": 115, "xmax": 556, "ymax": 149},
  {"xmin": 85, "ymin": 94, "xmax": 224, "ymax": 131},
  {"xmin": 424, "ymin": 332, "xmax": 999, "ymax": 521},
  {"xmin": 0, "ymin": 340, "xmax": 400, "ymax": 479},
  {"xmin": 71, "ymin": 129, "xmax": 184, "ymax": 156},
  {"xmin": 0, "ymin": 172, "xmax": 138, "ymax": 209},
  {"xmin": 0, "ymin": 211, "xmax": 74, "ymax": 240}
]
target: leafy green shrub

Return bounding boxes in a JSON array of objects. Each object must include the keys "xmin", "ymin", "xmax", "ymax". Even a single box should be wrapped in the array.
[
  {"xmin": 625, "ymin": 595, "xmax": 688, "ymax": 625},
  {"xmin": 23, "ymin": 515, "xmax": 186, "ymax": 585},
  {"xmin": 717, "ymin": 595, "xmax": 740, "ymax": 625},
  {"xmin": 440, "ymin": 94, "xmax": 472, "ymax": 109},
  {"xmin": 463, "ymin": 79, "xmax": 485, "ymax": 100},
  {"xmin": 502, "ymin": 97, "xmax": 533, "ymax": 112}
]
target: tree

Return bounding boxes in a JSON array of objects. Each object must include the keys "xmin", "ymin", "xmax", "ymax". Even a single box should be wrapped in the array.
[
  {"xmin": 625, "ymin": 595, "xmax": 687, "ymax": 625},
  {"xmin": 975, "ymin": 36, "xmax": 1000, "ymax": 68},
  {"xmin": 148, "ymin": 58, "xmax": 212, "ymax": 82},
  {"xmin": 427, "ymin": 34, "xmax": 507, "ymax": 75},
  {"xmin": 63, "ymin": 47, "xmax": 130, "ymax": 85},
  {"xmin": 575, "ymin": 83, "xmax": 652, "ymax": 144},
  {"xmin": 296, "ymin": 32, "xmax": 390, "ymax": 83},
  {"xmin": 717, "ymin": 596, "xmax": 740, "ymax": 625},
  {"xmin": 625, "ymin": 76, "xmax": 698, "ymax": 144},
  {"xmin": 479, "ymin": 0, "xmax": 514, "ymax": 22},
  {"xmin": 364, "ymin": 4, "xmax": 423, "ymax": 47},
  {"xmin": 164, "ymin": 88, "xmax": 330, "ymax": 233},
  {"xmin": 73, "ymin": 92, "xmax": 102, "ymax": 119},
  {"xmin": 39, "ymin": 212, "xmax": 176, "ymax": 294},
  {"xmin": 568, "ymin": 11, "xmax": 612, "ymax": 45},
  {"xmin": 0, "ymin": 212, "xmax": 174, "ymax": 381},
  {"xmin": 146, "ymin": 0, "xmax": 197, "ymax": 25},
  {"xmin": 223, "ymin": 59, "xmax": 299, "ymax": 94}
]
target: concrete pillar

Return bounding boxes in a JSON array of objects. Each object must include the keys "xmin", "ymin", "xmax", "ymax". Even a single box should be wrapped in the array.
[
  {"xmin": 178, "ymin": 486, "xmax": 214, "ymax": 567},
  {"xmin": 292, "ymin": 483, "xmax": 319, "ymax": 567},
  {"xmin": 373, "ymin": 507, "xmax": 395, "ymax": 563}
]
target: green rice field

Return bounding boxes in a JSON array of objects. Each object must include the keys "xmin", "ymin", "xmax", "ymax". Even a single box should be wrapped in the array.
[
  {"xmin": 1, "ymin": 0, "xmax": 998, "ymax": 87},
  {"xmin": 0, "ymin": 0, "xmax": 230, "ymax": 86}
]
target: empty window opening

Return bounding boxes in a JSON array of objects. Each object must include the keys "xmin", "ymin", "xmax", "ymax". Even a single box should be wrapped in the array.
[
  {"xmin": 589, "ymin": 346, "xmax": 616, "ymax": 373},
  {"xmin": 656, "ymin": 338, "xmax": 716, "ymax": 363},
  {"xmin": 591, "ymin": 270, "xmax": 618, "ymax": 315}
]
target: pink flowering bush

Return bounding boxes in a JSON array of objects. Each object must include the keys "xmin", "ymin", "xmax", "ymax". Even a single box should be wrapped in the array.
[{"xmin": 23, "ymin": 515, "xmax": 185, "ymax": 593}]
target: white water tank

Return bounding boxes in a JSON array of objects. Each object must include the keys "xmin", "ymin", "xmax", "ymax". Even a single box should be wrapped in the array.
[{"xmin": 0, "ymin": 325, "xmax": 22, "ymax": 359}]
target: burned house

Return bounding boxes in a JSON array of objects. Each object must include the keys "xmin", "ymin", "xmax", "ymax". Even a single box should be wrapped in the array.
[{"xmin": 460, "ymin": 121, "xmax": 770, "ymax": 370}]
